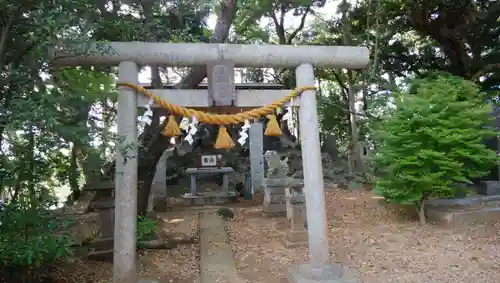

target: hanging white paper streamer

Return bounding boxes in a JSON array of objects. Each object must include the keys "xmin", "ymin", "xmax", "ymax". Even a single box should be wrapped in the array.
[
  {"xmin": 139, "ymin": 98, "xmax": 154, "ymax": 125},
  {"xmin": 184, "ymin": 116, "xmax": 199, "ymax": 145},
  {"xmin": 237, "ymin": 120, "xmax": 251, "ymax": 145},
  {"xmin": 179, "ymin": 117, "xmax": 190, "ymax": 131}
]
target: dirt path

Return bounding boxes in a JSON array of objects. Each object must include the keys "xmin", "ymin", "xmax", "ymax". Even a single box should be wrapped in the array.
[
  {"xmin": 52, "ymin": 209, "xmax": 201, "ymax": 283},
  {"xmin": 226, "ymin": 190, "xmax": 500, "ymax": 283}
]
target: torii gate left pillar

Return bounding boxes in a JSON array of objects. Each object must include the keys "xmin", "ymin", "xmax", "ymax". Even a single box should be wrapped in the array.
[{"xmin": 49, "ymin": 42, "xmax": 369, "ymax": 283}]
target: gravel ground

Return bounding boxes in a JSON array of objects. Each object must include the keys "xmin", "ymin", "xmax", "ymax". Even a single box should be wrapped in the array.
[
  {"xmin": 226, "ymin": 190, "xmax": 500, "ymax": 283},
  {"xmin": 52, "ymin": 211, "xmax": 201, "ymax": 283}
]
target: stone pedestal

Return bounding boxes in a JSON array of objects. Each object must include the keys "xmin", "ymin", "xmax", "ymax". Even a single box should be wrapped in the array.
[
  {"xmin": 282, "ymin": 193, "xmax": 308, "ymax": 248},
  {"xmin": 84, "ymin": 177, "xmax": 116, "ymax": 263},
  {"xmin": 286, "ymin": 179, "xmax": 307, "ymax": 227},
  {"xmin": 286, "ymin": 264, "xmax": 360, "ymax": 283},
  {"xmin": 263, "ymin": 178, "xmax": 288, "ymax": 216}
]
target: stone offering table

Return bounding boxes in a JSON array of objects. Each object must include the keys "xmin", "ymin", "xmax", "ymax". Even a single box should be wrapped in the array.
[{"xmin": 182, "ymin": 166, "xmax": 238, "ymax": 205}]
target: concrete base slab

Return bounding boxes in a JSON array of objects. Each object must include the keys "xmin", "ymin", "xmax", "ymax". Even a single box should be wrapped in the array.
[
  {"xmin": 181, "ymin": 192, "xmax": 238, "ymax": 206},
  {"xmin": 286, "ymin": 263, "xmax": 360, "ymax": 283}
]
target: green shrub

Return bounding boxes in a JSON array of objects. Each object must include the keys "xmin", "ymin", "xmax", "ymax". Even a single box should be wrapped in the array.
[
  {"xmin": 371, "ymin": 74, "xmax": 497, "ymax": 222},
  {"xmin": 0, "ymin": 198, "xmax": 73, "ymax": 279},
  {"xmin": 216, "ymin": 207, "xmax": 235, "ymax": 219},
  {"xmin": 136, "ymin": 215, "xmax": 157, "ymax": 242}
]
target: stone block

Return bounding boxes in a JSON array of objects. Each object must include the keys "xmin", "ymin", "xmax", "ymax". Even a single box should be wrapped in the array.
[
  {"xmin": 265, "ymin": 193, "xmax": 286, "ymax": 203},
  {"xmin": 286, "ymin": 230, "xmax": 308, "ymax": 242},
  {"xmin": 286, "ymin": 263, "xmax": 360, "ymax": 283},
  {"xmin": 427, "ymin": 207, "xmax": 500, "ymax": 228},
  {"xmin": 478, "ymin": 181, "xmax": 500, "ymax": 196},
  {"xmin": 263, "ymin": 202, "xmax": 286, "ymax": 215},
  {"xmin": 265, "ymin": 178, "xmax": 290, "ymax": 187},
  {"xmin": 207, "ymin": 59, "xmax": 235, "ymax": 106},
  {"xmin": 264, "ymin": 187, "xmax": 286, "ymax": 202}
]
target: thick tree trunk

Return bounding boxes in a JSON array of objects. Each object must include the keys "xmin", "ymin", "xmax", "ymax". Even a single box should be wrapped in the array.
[
  {"xmin": 135, "ymin": 0, "xmax": 238, "ymax": 215},
  {"xmin": 340, "ymin": 0, "xmax": 362, "ymax": 174}
]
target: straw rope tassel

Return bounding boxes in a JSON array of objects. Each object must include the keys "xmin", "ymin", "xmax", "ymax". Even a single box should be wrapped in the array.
[
  {"xmin": 214, "ymin": 126, "xmax": 235, "ymax": 149},
  {"xmin": 264, "ymin": 114, "xmax": 282, "ymax": 136},
  {"xmin": 162, "ymin": 115, "xmax": 182, "ymax": 137}
]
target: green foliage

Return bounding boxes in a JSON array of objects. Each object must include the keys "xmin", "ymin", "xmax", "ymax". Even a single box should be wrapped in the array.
[
  {"xmin": 216, "ymin": 207, "xmax": 235, "ymax": 219},
  {"xmin": 371, "ymin": 74, "xmax": 498, "ymax": 206},
  {"xmin": 317, "ymin": 82, "xmax": 350, "ymax": 146},
  {"xmin": 136, "ymin": 216, "xmax": 157, "ymax": 242},
  {"xmin": 0, "ymin": 199, "xmax": 73, "ymax": 271}
]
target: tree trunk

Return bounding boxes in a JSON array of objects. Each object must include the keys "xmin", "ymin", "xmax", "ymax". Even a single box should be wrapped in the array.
[
  {"xmin": 69, "ymin": 143, "xmax": 79, "ymax": 193},
  {"xmin": 135, "ymin": 0, "xmax": 238, "ymax": 215},
  {"xmin": 417, "ymin": 201, "xmax": 426, "ymax": 225}
]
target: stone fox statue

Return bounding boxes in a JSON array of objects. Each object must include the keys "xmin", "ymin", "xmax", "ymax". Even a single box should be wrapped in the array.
[{"xmin": 264, "ymin": 150, "xmax": 289, "ymax": 177}]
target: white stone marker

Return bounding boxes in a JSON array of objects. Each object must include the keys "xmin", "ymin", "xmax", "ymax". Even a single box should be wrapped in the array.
[
  {"xmin": 249, "ymin": 122, "xmax": 264, "ymax": 193},
  {"xmin": 49, "ymin": 42, "xmax": 369, "ymax": 283}
]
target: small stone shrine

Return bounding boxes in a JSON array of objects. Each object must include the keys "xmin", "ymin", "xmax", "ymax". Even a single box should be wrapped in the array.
[{"xmin": 262, "ymin": 151, "xmax": 289, "ymax": 215}]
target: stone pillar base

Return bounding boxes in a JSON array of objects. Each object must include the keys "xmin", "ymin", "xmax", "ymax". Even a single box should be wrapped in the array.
[
  {"xmin": 281, "ymin": 230, "xmax": 308, "ymax": 248},
  {"xmin": 285, "ymin": 264, "xmax": 360, "ymax": 283}
]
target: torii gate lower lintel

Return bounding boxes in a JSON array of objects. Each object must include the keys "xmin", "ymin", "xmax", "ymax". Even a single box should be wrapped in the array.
[{"xmin": 50, "ymin": 42, "xmax": 369, "ymax": 283}]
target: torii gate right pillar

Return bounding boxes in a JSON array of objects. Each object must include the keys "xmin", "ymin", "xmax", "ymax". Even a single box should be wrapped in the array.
[{"xmin": 286, "ymin": 64, "xmax": 360, "ymax": 283}]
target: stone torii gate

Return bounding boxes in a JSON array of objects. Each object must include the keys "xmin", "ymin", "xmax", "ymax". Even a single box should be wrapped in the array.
[{"xmin": 50, "ymin": 42, "xmax": 369, "ymax": 283}]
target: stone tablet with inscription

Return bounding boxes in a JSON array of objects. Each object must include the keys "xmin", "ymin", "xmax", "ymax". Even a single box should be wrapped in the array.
[{"xmin": 207, "ymin": 59, "xmax": 235, "ymax": 106}]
